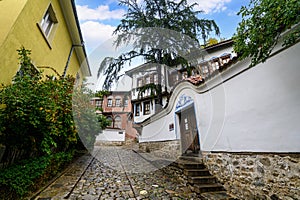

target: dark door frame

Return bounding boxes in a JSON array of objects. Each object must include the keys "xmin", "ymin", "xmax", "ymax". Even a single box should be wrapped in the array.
[{"xmin": 176, "ymin": 103, "xmax": 200, "ymax": 155}]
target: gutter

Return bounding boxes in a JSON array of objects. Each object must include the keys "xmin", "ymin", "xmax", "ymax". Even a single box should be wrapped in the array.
[
  {"xmin": 63, "ymin": 43, "xmax": 84, "ymax": 77},
  {"xmin": 70, "ymin": 0, "xmax": 91, "ymax": 76}
]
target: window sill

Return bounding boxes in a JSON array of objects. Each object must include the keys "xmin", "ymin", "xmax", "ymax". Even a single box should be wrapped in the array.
[{"xmin": 36, "ymin": 23, "xmax": 52, "ymax": 49}]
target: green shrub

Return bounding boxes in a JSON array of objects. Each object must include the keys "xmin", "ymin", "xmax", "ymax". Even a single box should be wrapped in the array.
[
  {"xmin": 0, "ymin": 47, "xmax": 77, "ymax": 157},
  {"xmin": 0, "ymin": 151, "xmax": 74, "ymax": 199},
  {"xmin": 72, "ymin": 83, "xmax": 103, "ymax": 151}
]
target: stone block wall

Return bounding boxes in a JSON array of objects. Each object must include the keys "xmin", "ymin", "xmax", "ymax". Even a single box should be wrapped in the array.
[
  {"xmin": 202, "ymin": 152, "xmax": 300, "ymax": 200},
  {"xmin": 139, "ymin": 140, "xmax": 181, "ymax": 160},
  {"xmin": 94, "ymin": 141, "xmax": 124, "ymax": 146}
]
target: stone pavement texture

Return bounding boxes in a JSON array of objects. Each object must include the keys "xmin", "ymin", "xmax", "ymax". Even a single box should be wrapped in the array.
[{"xmin": 33, "ymin": 146, "xmax": 200, "ymax": 200}]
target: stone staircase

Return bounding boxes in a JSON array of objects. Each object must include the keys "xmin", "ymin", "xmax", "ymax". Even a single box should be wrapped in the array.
[{"xmin": 175, "ymin": 156, "xmax": 237, "ymax": 200}]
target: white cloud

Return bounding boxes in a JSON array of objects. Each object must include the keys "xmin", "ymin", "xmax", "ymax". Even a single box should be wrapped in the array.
[
  {"xmin": 186, "ymin": 0, "xmax": 231, "ymax": 14},
  {"xmin": 80, "ymin": 21, "xmax": 116, "ymax": 51},
  {"xmin": 76, "ymin": 5, "xmax": 125, "ymax": 21}
]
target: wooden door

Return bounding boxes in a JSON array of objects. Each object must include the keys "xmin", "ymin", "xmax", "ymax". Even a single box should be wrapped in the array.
[{"xmin": 179, "ymin": 107, "xmax": 200, "ymax": 154}]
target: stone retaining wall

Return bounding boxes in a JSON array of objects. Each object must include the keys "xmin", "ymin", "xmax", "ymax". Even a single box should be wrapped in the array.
[
  {"xmin": 94, "ymin": 141, "xmax": 124, "ymax": 146},
  {"xmin": 139, "ymin": 140, "xmax": 181, "ymax": 160},
  {"xmin": 202, "ymin": 152, "xmax": 300, "ymax": 200}
]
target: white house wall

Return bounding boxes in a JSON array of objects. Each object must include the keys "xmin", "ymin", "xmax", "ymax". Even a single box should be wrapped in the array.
[
  {"xmin": 141, "ymin": 42, "xmax": 300, "ymax": 152},
  {"xmin": 214, "ymin": 42, "xmax": 300, "ymax": 152},
  {"xmin": 96, "ymin": 129, "xmax": 125, "ymax": 142}
]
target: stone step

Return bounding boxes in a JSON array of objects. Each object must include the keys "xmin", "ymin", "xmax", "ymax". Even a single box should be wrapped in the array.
[
  {"xmin": 201, "ymin": 191, "xmax": 237, "ymax": 200},
  {"xmin": 189, "ymin": 176, "xmax": 217, "ymax": 184},
  {"xmin": 178, "ymin": 155, "xmax": 203, "ymax": 163},
  {"xmin": 177, "ymin": 162, "xmax": 206, "ymax": 169},
  {"xmin": 193, "ymin": 183, "xmax": 225, "ymax": 193},
  {"xmin": 184, "ymin": 169, "xmax": 211, "ymax": 176}
]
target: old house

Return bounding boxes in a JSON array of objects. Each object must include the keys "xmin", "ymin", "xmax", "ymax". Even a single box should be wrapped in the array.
[
  {"xmin": 125, "ymin": 63, "xmax": 174, "ymax": 123},
  {"xmin": 136, "ymin": 30, "xmax": 300, "ymax": 199},
  {"xmin": 0, "ymin": 0, "xmax": 91, "ymax": 84},
  {"xmin": 92, "ymin": 91, "xmax": 138, "ymax": 145}
]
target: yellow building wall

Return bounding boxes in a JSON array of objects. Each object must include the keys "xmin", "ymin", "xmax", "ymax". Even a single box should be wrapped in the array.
[
  {"xmin": 0, "ymin": 0, "xmax": 27, "ymax": 46},
  {"xmin": 0, "ymin": 0, "xmax": 82, "ymax": 85}
]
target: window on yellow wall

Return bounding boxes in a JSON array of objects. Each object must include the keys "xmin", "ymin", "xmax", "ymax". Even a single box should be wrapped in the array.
[
  {"xmin": 37, "ymin": 4, "xmax": 58, "ymax": 47},
  {"xmin": 41, "ymin": 5, "xmax": 57, "ymax": 37}
]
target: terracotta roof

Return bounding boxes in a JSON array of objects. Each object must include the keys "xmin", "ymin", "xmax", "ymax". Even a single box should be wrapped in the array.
[
  {"xmin": 183, "ymin": 55, "xmax": 239, "ymax": 86},
  {"xmin": 184, "ymin": 75, "xmax": 203, "ymax": 85}
]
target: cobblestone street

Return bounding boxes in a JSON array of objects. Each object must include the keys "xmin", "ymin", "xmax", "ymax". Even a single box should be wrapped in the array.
[{"xmin": 34, "ymin": 146, "xmax": 200, "ymax": 200}]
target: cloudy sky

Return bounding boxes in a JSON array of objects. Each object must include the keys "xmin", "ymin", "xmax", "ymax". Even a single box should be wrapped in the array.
[
  {"xmin": 74, "ymin": 0, "xmax": 250, "ymax": 91},
  {"xmin": 75, "ymin": 0, "xmax": 250, "ymax": 53}
]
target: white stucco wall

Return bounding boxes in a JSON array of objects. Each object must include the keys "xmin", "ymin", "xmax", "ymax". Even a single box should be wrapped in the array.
[
  {"xmin": 141, "ymin": 42, "xmax": 300, "ymax": 152},
  {"xmin": 209, "ymin": 42, "xmax": 300, "ymax": 152},
  {"xmin": 96, "ymin": 129, "xmax": 125, "ymax": 142}
]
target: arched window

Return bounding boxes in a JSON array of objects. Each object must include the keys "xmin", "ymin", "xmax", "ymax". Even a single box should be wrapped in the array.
[
  {"xmin": 106, "ymin": 116, "xmax": 113, "ymax": 128},
  {"xmin": 114, "ymin": 116, "xmax": 122, "ymax": 129}
]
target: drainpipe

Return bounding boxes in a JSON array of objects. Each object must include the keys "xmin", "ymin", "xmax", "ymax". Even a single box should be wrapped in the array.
[{"xmin": 62, "ymin": 43, "xmax": 84, "ymax": 78}]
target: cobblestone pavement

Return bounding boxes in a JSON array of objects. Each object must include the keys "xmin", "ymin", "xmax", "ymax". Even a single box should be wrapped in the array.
[{"xmin": 34, "ymin": 146, "xmax": 200, "ymax": 200}]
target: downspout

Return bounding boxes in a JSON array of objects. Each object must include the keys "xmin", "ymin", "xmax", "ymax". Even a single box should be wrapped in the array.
[{"xmin": 62, "ymin": 43, "xmax": 83, "ymax": 78}]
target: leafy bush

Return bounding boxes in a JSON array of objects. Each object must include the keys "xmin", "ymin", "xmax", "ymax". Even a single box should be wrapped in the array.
[
  {"xmin": 0, "ymin": 47, "xmax": 109, "ymax": 198},
  {"xmin": 72, "ymin": 83, "xmax": 104, "ymax": 151},
  {"xmin": 0, "ymin": 151, "xmax": 74, "ymax": 199},
  {"xmin": 0, "ymin": 47, "xmax": 77, "ymax": 157}
]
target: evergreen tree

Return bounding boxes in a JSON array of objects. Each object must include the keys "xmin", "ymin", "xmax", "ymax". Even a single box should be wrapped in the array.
[{"xmin": 99, "ymin": 0, "xmax": 220, "ymax": 91}]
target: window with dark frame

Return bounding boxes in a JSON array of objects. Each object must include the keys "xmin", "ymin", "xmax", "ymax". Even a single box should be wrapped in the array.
[
  {"xmin": 115, "ymin": 98, "xmax": 121, "ymax": 107},
  {"xmin": 124, "ymin": 99, "xmax": 129, "ymax": 107},
  {"xmin": 144, "ymin": 101, "xmax": 151, "ymax": 115},
  {"xmin": 135, "ymin": 103, "xmax": 140, "ymax": 116},
  {"xmin": 107, "ymin": 99, "xmax": 113, "ymax": 107},
  {"xmin": 95, "ymin": 99, "xmax": 103, "ymax": 108}
]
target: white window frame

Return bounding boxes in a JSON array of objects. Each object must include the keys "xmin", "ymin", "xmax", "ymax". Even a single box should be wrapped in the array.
[
  {"xmin": 107, "ymin": 99, "xmax": 113, "ymax": 107},
  {"xmin": 37, "ymin": 4, "xmax": 58, "ymax": 48},
  {"xmin": 115, "ymin": 98, "xmax": 121, "ymax": 107},
  {"xmin": 40, "ymin": 5, "xmax": 57, "ymax": 37}
]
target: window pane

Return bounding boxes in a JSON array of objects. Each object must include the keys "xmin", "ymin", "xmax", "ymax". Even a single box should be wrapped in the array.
[
  {"xmin": 96, "ymin": 100, "xmax": 102, "ymax": 107},
  {"xmin": 124, "ymin": 99, "xmax": 128, "ymax": 107},
  {"xmin": 107, "ymin": 99, "xmax": 112, "ymax": 107},
  {"xmin": 115, "ymin": 99, "xmax": 121, "ymax": 107},
  {"xmin": 144, "ymin": 101, "xmax": 150, "ymax": 115},
  {"xmin": 40, "ymin": 5, "xmax": 57, "ymax": 37},
  {"xmin": 135, "ymin": 104, "xmax": 140, "ymax": 116}
]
